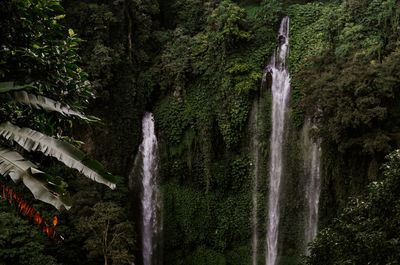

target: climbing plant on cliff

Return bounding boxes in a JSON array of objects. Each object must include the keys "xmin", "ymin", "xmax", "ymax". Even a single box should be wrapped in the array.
[{"xmin": 0, "ymin": 0, "xmax": 116, "ymax": 211}]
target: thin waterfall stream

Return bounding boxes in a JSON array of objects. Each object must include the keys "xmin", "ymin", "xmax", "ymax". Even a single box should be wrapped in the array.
[
  {"xmin": 265, "ymin": 16, "xmax": 291, "ymax": 265},
  {"xmin": 131, "ymin": 112, "xmax": 162, "ymax": 265},
  {"xmin": 302, "ymin": 119, "xmax": 322, "ymax": 254}
]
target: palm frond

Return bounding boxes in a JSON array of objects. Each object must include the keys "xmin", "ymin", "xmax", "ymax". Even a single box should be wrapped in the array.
[
  {"xmin": 0, "ymin": 147, "xmax": 71, "ymax": 210},
  {"xmin": 0, "ymin": 122, "xmax": 116, "ymax": 190}
]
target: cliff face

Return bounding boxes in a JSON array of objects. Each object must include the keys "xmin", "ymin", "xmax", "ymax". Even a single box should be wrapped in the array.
[{"xmin": 60, "ymin": 0, "xmax": 400, "ymax": 264}]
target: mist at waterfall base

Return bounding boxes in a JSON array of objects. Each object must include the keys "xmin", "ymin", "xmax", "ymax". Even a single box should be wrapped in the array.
[{"xmin": 130, "ymin": 112, "xmax": 162, "ymax": 265}]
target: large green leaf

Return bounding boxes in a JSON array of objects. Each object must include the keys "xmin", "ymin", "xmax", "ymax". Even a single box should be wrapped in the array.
[
  {"xmin": 0, "ymin": 122, "xmax": 116, "ymax": 190},
  {"xmin": 0, "ymin": 147, "xmax": 72, "ymax": 210},
  {"xmin": 0, "ymin": 82, "xmax": 33, "ymax": 93},
  {"xmin": 8, "ymin": 91, "xmax": 99, "ymax": 122}
]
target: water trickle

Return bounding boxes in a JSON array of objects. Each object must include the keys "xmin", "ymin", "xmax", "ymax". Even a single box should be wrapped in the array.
[
  {"xmin": 265, "ymin": 16, "xmax": 291, "ymax": 265},
  {"xmin": 132, "ymin": 112, "xmax": 162, "ymax": 265},
  {"xmin": 302, "ymin": 120, "xmax": 322, "ymax": 254}
]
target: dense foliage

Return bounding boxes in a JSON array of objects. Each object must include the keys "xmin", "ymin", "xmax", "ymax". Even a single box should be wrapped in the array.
[
  {"xmin": 1, "ymin": 0, "xmax": 400, "ymax": 264},
  {"xmin": 297, "ymin": 0, "xmax": 400, "ymax": 155}
]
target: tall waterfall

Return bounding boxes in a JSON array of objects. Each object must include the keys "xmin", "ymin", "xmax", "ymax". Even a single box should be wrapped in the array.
[
  {"xmin": 302, "ymin": 120, "xmax": 322, "ymax": 254},
  {"xmin": 265, "ymin": 17, "xmax": 291, "ymax": 265},
  {"xmin": 133, "ymin": 112, "xmax": 162, "ymax": 265}
]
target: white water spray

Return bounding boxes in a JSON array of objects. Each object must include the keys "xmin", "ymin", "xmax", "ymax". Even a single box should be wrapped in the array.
[{"xmin": 265, "ymin": 17, "xmax": 291, "ymax": 265}]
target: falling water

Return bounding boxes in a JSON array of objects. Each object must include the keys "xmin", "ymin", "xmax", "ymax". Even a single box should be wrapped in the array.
[
  {"xmin": 302, "ymin": 120, "xmax": 322, "ymax": 254},
  {"xmin": 265, "ymin": 17, "xmax": 291, "ymax": 265},
  {"xmin": 134, "ymin": 112, "xmax": 162, "ymax": 265}
]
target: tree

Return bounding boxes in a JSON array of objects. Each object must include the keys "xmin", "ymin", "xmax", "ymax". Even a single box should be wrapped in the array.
[
  {"xmin": 0, "ymin": 0, "xmax": 116, "ymax": 211},
  {"xmin": 76, "ymin": 202, "xmax": 135, "ymax": 265}
]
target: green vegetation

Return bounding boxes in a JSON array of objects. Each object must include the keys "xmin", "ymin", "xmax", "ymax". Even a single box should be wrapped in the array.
[
  {"xmin": 77, "ymin": 202, "xmax": 135, "ymax": 265},
  {"xmin": 1, "ymin": 0, "xmax": 400, "ymax": 264},
  {"xmin": 152, "ymin": 1, "xmax": 283, "ymax": 263},
  {"xmin": 0, "ymin": 200, "xmax": 60, "ymax": 265},
  {"xmin": 296, "ymin": 0, "xmax": 400, "ymax": 155}
]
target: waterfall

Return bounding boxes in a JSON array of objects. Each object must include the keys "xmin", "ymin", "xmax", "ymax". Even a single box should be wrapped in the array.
[
  {"xmin": 265, "ymin": 17, "xmax": 291, "ymax": 265},
  {"xmin": 302, "ymin": 120, "xmax": 322, "ymax": 254},
  {"xmin": 132, "ymin": 112, "xmax": 162, "ymax": 265}
]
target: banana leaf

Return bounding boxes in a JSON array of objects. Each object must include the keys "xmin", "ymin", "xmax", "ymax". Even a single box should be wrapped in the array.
[
  {"xmin": 0, "ymin": 122, "xmax": 116, "ymax": 190},
  {"xmin": 0, "ymin": 147, "xmax": 72, "ymax": 210},
  {"xmin": 9, "ymin": 90, "xmax": 99, "ymax": 122}
]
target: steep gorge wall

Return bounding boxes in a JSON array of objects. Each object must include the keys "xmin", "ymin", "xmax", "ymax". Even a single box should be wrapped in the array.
[{"xmin": 61, "ymin": 0, "xmax": 400, "ymax": 264}]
